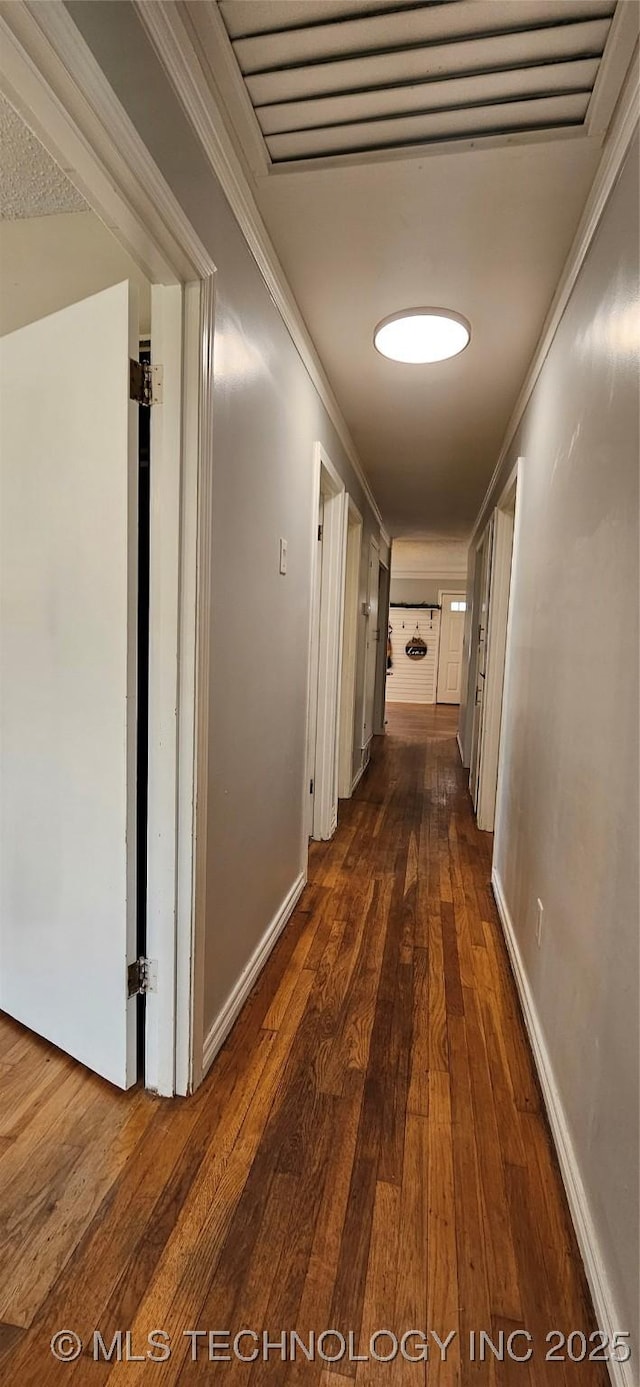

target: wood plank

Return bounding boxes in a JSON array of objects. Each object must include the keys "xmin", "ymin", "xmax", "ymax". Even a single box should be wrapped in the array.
[{"xmin": 0, "ymin": 703, "xmax": 605, "ymax": 1387}]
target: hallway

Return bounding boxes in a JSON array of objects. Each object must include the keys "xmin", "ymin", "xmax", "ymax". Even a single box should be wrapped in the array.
[{"xmin": 0, "ymin": 706, "xmax": 606, "ymax": 1384}]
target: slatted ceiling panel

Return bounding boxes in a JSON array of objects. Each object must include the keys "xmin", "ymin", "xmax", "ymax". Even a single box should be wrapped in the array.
[
  {"xmin": 245, "ymin": 19, "xmax": 611, "ymax": 106},
  {"xmin": 387, "ymin": 608, "xmax": 440, "ymax": 704},
  {"xmin": 258, "ymin": 58, "xmax": 600, "ymax": 135},
  {"xmin": 219, "ymin": 0, "xmax": 429, "ymax": 40},
  {"xmin": 234, "ymin": 0, "xmax": 615, "ymax": 71},
  {"xmin": 217, "ymin": 0, "xmax": 619, "ymax": 164},
  {"xmin": 267, "ymin": 92, "xmax": 591, "ymax": 159}
]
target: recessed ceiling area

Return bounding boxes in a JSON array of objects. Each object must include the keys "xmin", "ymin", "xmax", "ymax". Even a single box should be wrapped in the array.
[
  {"xmin": 172, "ymin": 1, "xmax": 637, "ymax": 535},
  {"xmin": 218, "ymin": 0, "xmax": 616, "ymax": 164}
]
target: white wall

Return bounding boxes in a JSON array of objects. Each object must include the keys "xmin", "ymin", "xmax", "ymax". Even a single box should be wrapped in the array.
[
  {"xmin": 462, "ymin": 138, "xmax": 639, "ymax": 1371},
  {"xmin": 387, "ymin": 606, "xmax": 440, "ymax": 704},
  {"xmin": 390, "ymin": 537, "xmax": 467, "ymax": 605},
  {"xmin": 66, "ymin": 1, "xmax": 386, "ymax": 1044},
  {"xmin": 0, "ymin": 209, "xmax": 151, "ymax": 337}
]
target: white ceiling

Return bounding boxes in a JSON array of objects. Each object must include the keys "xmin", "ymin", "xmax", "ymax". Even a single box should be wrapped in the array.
[
  {"xmin": 255, "ymin": 135, "xmax": 602, "ymax": 535},
  {"xmin": 183, "ymin": 2, "xmax": 638, "ymax": 535},
  {"xmin": 0, "ymin": 96, "xmax": 87, "ymax": 221}
]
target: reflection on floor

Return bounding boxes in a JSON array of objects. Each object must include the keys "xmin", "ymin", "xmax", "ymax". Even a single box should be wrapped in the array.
[{"xmin": 0, "ymin": 703, "xmax": 605, "ymax": 1383}]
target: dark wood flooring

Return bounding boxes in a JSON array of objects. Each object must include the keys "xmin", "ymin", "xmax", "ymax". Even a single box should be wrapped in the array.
[{"xmin": 0, "ymin": 704, "xmax": 606, "ymax": 1383}]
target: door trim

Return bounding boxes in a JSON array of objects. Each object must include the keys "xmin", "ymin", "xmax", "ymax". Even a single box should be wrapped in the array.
[
  {"xmin": 306, "ymin": 444, "xmax": 347, "ymax": 844},
  {"xmin": 0, "ymin": 0, "xmax": 217, "ymax": 1096},
  {"xmin": 337, "ymin": 498, "xmax": 363, "ymax": 800},
  {"xmin": 361, "ymin": 535, "xmax": 380, "ymax": 754}
]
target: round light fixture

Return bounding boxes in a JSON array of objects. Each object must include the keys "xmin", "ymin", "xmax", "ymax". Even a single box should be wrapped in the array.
[{"xmin": 373, "ymin": 307, "xmax": 470, "ymax": 364}]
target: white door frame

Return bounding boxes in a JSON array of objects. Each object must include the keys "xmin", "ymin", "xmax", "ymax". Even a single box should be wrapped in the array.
[
  {"xmin": 469, "ymin": 519, "xmax": 494, "ymax": 809},
  {"xmin": 361, "ymin": 535, "xmax": 380, "ymax": 757},
  {"xmin": 306, "ymin": 444, "xmax": 348, "ymax": 842},
  {"xmin": 373, "ymin": 557, "xmax": 390, "ymax": 735},
  {"xmin": 337, "ymin": 498, "xmax": 363, "ymax": 799},
  {"xmin": 477, "ymin": 461, "xmax": 521, "ymax": 833},
  {"xmin": 0, "ymin": 0, "xmax": 216, "ymax": 1096}
]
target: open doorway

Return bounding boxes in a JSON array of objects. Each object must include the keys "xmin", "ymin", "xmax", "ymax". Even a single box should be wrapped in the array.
[
  {"xmin": 337, "ymin": 498, "xmax": 363, "ymax": 799},
  {"xmin": 0, "ymin": 43, "xmax": 215, "ymax": 1097},
  {"xmin": 373, "ymin": 558, "xmax": 390, "ymax": 734},
  {"xmin": 469, "ymin": 466, "xmax": 519, "ymax": 831},
  {"xmin": 307, "ymin": 444, "xmax": 347, "ymax": 841}
]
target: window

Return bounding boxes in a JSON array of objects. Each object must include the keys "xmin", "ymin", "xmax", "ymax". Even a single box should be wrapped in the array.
[{"xmin": 451, "ymin": 600, "xmax": 466, "ymax": 612}]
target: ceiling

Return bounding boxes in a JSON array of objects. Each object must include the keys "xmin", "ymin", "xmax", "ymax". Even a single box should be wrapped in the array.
[
  {"xmin": 183, "ymin": 1, "xmax": 637, "ymax": 536},
  {"xmin": 219, "ymin": 0, "xmax": 616, "ymax": 164},
  {"xmin": 0, "ymin": 96, "xmax": 87, "ymax": 221}
]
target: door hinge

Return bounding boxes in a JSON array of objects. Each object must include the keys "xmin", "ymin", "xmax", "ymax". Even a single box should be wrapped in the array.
[
  {"xmin": 310, "ymin": 778, "xmax": 314, "ymax": 795},
  {"xmin": 318, "ymin": 524, "xmax": 323, "ymax": 541},
  {"xmin": 128, "ymin": 956, "xmax": 157, "ymax": 997},
  {"xmin": 129, "ymin": 359, "xmax": 163, "ymax": 407}
]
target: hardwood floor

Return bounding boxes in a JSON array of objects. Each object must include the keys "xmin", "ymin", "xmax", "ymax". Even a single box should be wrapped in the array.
[{"xmin": 0, "ymin": 703, "xmax": 606, "ymax": 1384}]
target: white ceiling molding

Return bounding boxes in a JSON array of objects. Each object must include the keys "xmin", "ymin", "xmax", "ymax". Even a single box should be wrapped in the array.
[
  {"xmin": 0, "ymin": 0, "xmax": 215, "ymax": 284},
  {"xmin": 471, "ymin": 39, "xmax": 639, "ymax": 545},
  {"xmin": 135, "ymin": 0, "xmax": 389, "ymax": 541}
]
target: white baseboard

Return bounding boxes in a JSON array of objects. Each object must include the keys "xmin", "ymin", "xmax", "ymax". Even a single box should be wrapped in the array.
[
  {"xmin": 491, "ymin": 869, "xmax": 634, "ymax": 1387},
  {"xmin": 351, "ymin": 761, "xmax": 366, "ymax": 795},
  {"xmin": 456, "ymin": 731, "xmax": 464, "ymax": 763},
  {"xmin": 202, "ymin": 870, "xmax": 307, "ymax": 1078}
]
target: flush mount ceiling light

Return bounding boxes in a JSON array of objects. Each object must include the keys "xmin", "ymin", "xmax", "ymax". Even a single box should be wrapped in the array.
[{"xmin": 373, "ymin": 308, "xmax": 471, "ymax": 364}]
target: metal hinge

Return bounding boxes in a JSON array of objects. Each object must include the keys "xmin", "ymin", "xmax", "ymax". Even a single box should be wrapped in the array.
[
  {"xmin": 129, "ymin": 359, "xmax": 163, "ymax": 407},
  {"xmin": 318, "ymin": 524, "xmax": 323, "ymax": 541},
  {"xmin": 309, "ymin": 778, "xmax": 314, "ymax": 795},
  {"xmin": 127, "ymin": 957, "xmax": 158, "ymax": 997}
]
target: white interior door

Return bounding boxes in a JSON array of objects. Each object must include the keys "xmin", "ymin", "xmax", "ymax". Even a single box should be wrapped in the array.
[
  {"xmin": 0, "ymin": 281, "xmax": 140, "ymax": 1089},
  {"xmin": 362, "ymin": 537, "xmax": 379, "ymax": 748},
  {"xmin": 437, "ymin": 592, "xmax": 466, "ymax": 703}
]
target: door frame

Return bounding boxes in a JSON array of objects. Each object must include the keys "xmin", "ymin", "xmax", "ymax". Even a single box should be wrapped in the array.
[
  {"xmin": 337, "ymin": 497, "xmax": 363, "ymax": 799},
  {"xmin": 361, "ymin": 535, "xmax": 380, "ymax": 757},
  {"xmin": 477, "ymin": 461, "xmax": 521, "ymax": 833},
  {"xmin": 469, "ymin": 519, "xmax": 494, "ymax": 809},
  {"xmin": 436, "ymin": 589, "xmax": 467, "ymax": 704},
  {"xmin": 306, "ymin": 444, "xmax": 348, "ymax": 842},
  {"xmin": 0, "ymin": 0, "xmax": 216, "ymax": 1096},
  {"xmin": 373, "ymin": 557, "xmax": 390, "ymax": 735}
]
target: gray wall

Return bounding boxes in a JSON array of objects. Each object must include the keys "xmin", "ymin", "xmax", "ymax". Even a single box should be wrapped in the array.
[
  {"xmin": 67, "ymin": 2, "xmax": 385, "ymax": 1039},
  {"xmin": 461, "ymin": 139, "xmax": 639, "ymax": 1364}
]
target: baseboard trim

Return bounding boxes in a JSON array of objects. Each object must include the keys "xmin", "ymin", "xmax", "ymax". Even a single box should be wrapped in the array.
[
  {"xmin": 491, "ymin": 868, "xmax": 634, "ymax": 1387},
  {"xmin": 456, "ymin": 731, "xmax": 464, "ymax": 764},
  {"xmin": 202, "ymin": 870, "xmax": 307, "ymax": 1078},
  {"xmin": 351, "ymin": 762, "xmax": 366, "ymax": 795}
]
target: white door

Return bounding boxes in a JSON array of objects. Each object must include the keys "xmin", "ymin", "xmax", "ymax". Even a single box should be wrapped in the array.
[
  {"xmin": 362, "ymin": 537, "xmax": 379, "ymax": 748},
  {"xmin": 0, "ymin": 281, "xmax": 140, "ymax": 1089},
  {"xmin": 437, "ymin": 592, "xmax": 466, "ymax": 703}
]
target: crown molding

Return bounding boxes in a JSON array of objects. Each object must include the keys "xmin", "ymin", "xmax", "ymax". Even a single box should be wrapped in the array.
[
  {"xmin": 471, "ymin": 40, "xmax": 639, "ymax": 544},
  {"xmin": 134, "ymin": 0, "xmax": 388, "ymax": 542},
  {"xmin": 0, "ymin": 0, "xmax": 215, "ymax": 283}
]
